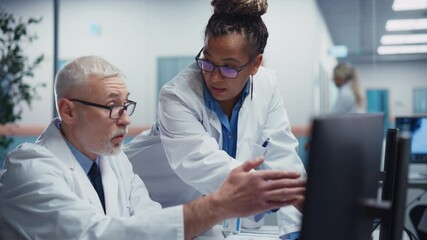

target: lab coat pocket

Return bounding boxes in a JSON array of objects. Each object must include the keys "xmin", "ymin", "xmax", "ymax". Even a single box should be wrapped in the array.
[
  {"xmin": 241, "ymin": 143, "xmax": 270, "ymax": 229},
  {"xmin": 251, "ymin": 143, "xmax": 270, "ymax": 170},
  {"xmin": 252, "ymin": 143, "xmax": 267, "ymax": 158}
]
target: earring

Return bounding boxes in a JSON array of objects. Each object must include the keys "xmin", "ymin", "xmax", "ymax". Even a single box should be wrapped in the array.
[{"xmin": 250, "ymin": 74, "xmax": 254, "ymax": 100}]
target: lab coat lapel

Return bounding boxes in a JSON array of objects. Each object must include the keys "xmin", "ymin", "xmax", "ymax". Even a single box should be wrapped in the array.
[
  {"xmin": 99, "ymin": 156, "xmax": 119, "ymax": 216},
  {"xmin": 236, "ymin": 95, "xmax": 262, "ymax": 162},
  {"xmin": 39, "ymin": 120, "xmax": 79, "ymax": 173},
  {"xmin": 207, "ymin": 110, "xmax": 222, "ymax": 146},
  {"xmin": 40, "ymin": 119, "xmax": 105, "ymax": 214},
  {"xmin": 70, "ymin": 163, "xmax": 105, "ymax": 215}
]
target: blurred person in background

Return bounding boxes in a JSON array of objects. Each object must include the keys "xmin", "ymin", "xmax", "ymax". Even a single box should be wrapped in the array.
[{"xmin": 331, "ymin": 62, "xmax": 365, "ymax": 114}]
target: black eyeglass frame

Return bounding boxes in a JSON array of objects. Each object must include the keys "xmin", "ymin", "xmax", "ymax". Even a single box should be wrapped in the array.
[
  {"xmin": 194, "ymin": 47, "xmax": 255, "ymax": 79},
  {"xmin": 69, "ymin": 99, "xmax": 137, "ymax": 119}
]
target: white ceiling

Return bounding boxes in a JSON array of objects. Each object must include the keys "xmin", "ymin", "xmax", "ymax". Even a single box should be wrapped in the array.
[{"xmin": 316, "ymin": 0, "xmax": 427, "ymax": 63}]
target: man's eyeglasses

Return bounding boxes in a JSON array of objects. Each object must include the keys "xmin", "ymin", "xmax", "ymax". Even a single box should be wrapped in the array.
[
  {"xmin": 195, "ymin": 47, "xmax": 253, "ymax": 79},
  {"xmin": 69, "ymin": 99, "xmax": 136, "ymax": 119}
]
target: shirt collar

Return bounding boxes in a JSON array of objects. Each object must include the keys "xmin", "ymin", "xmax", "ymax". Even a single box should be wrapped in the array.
[
  {"xmin": 55, "ymin": 120, "xmax": 99, "ymax": 174},
  {"xmin": 202, "ymin": 76, "xmax": 250, "ymax": 112}
]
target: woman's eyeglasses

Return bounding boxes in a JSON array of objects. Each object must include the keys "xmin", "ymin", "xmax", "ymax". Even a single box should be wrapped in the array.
[{"xmin": 195, "ymin": 47, "xmax": 253, "ymax": 79}]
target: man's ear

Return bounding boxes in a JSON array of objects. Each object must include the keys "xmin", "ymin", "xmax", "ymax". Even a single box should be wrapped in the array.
[
  {"xmin": 57, "ymin": 98, "xmax": 76, "ymax": 123},
  {"xmin": 250, "ymin": 54, "xmax": 263, "ymax": 75}
]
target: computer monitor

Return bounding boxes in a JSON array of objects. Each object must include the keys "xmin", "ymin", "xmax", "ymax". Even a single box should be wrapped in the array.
[
  {"xmin": 395, "ymin": 116, "xmax": 427, "ymax": 163},
  {"xmin": 300, "ymin": 114, "xmax": 384, "ymax": 240},
  {"xmin": 379, "ymin": 131, "xmax": 411, "ymax": 240}
]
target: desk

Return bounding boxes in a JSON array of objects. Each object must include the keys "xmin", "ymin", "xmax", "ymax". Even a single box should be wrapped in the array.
[
  {"xmin": 372, "ymin": 229, "xmax": 410, "ymax": 240},
  {"xmin": 195, "ymin": 225, "xmax": 413, "ymax": 240},
  {"xmin": 379, "ymin": 177, "xmax": 427, "ymax": 190},
  {"xmin": 408, "ymin": 179, "xmax": 427, "ymax": 189},
  {"xmin": 225, "ymin": 234, "xmax": 277, "ymax": 240},
  {"xmin": 194, "ymin": 225, "xmax": 279, "ymax": 240},
  {"xmin": 225, "ymin": 226, "xmax": 279, "ymax": 239},
  {"xmin": 194, "ymin": 225, "xmax": 224, "ymax": 240},
  {"xmin": 223, "ymin": 228, "xmax": 411, "ymax": 240}
]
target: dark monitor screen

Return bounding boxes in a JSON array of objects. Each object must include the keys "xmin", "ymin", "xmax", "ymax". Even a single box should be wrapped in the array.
[
  {"xmin": 395, "ymin": 116, "xmax": 427, "ymax": 163},
  {"xmin": 300, "ymin": 114, "xmax": 384, "ymax": 240}
]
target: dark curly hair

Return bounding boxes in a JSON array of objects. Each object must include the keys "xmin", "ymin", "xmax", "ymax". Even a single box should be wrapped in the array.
[{"xmin": 205, "ymin": 0, "xmax": 269, "ymax": 55}]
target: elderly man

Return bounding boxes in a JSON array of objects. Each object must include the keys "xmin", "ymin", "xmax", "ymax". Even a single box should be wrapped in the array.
[{"xmin": 0, "ymin": 56, "xmax": 305, "ymax": 240}]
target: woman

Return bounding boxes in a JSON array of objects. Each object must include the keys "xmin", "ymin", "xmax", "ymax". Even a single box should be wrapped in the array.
[
  {"xmin": 127, "ymin": 0, "xmax": 306, "ymax": 238},
  {"xmin": 331, "ymin": 62, "xmax": 365, "ymax": 113}
]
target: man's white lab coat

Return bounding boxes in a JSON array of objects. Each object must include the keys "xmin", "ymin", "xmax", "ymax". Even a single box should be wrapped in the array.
[{"xmin": 0, "ymin": 119, "xmax": 184, "ymax": 240}]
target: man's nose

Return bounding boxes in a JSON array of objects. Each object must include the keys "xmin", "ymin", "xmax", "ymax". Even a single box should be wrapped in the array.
[{"xmin": 117, "ymin": 110, "xmax": 131, "ymax": 126}]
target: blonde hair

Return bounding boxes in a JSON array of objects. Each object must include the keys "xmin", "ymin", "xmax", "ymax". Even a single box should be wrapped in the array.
[{"xmin": 333, "ymin": 62, "xmax": 363, "ymax": 107}]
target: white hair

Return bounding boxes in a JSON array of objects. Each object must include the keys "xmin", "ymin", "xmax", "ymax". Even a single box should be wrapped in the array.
[{"xmin": 54, "ymin": 56, "xmax": 125, "ymax": 113}]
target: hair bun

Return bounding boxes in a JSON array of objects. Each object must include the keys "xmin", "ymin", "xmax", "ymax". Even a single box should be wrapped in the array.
[{"xmin": 211, "ymin": 0, "xmax": 268, "ymax": 17}]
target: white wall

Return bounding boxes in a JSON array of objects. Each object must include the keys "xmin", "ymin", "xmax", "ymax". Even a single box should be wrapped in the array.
[
  {"xmin": 58, "ymin": 0, "xmax": 214, "ymax": 125},
  {"xmin": 1, "ymin": 0, "xmax": 338, "ymax": 128},
  {"xmin": 15, "ymin": 0, "xmax": 427, "ymax": 129},
  {"xmin": 263, "ymin": 0, "xmax": 336, "ymax": 125},
  {"xmin": 135, "ymin": 0, "xmax": 212, "ymax": 125},
  {"xmin": 60, "ymin": 0, "xmax": 330, "ymax": 125},
  {"xmin": 5, "ymin": 0, "xmax": 425, "ymax": 129},
  {"xmin": 59, "ymin": 0, "xmax": 150, "ymax": 125},
  {"xmin": 356, "ymin": 61, "xmax": 427, "ymax": 121}
]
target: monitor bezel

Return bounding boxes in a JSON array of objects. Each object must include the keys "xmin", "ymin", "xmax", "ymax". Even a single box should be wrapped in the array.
[{"xmin": 300, "ymin": 113, "xmax": 384, "ymax": 240}]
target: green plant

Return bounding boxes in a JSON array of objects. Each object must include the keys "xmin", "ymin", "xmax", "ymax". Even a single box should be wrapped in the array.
[{"xmin": 0, "ymin": 8, "xmax": 45, "ymax": 150}]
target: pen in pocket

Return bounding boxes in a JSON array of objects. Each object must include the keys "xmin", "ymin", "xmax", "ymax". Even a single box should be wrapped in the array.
[{"xmin": 262, "ymin": 138, "xmax": 270, "ymax": 148}]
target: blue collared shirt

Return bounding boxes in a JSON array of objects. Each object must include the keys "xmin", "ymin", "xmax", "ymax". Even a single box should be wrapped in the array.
[
  {"xmin": 280, "ymin": 231, "xmax": 300, "ymax": 240},
  {"xmin": 55, "ymin": 120, "xmax": 100, "ymax": 174},
  {"xmin": 203, "ymin": 79, "xmax": 250, "ymax": 158},
  {"xmin": 65, "ymin": 140, "xmax": 100, "ymax": 174}
]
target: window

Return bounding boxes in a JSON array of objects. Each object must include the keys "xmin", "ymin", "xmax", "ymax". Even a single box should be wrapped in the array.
[{"xmin": 414, "ymin": 88, "xmax": 427, "ymax": 114}]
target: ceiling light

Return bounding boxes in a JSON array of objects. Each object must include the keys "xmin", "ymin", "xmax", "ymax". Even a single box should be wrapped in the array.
[
  {"xmin": 377, "ymin": 45, "xmax": 427, "ymax": 55},
  {"xmin": 386, "ymin": 18, "xmax": 427, "ymax": 31},
  {"xmin": 393, "ymin": 0, "xmax": 427, "ymax": 11},
  {"xmin": 381, "ymin": 34, "xmax": 427, "ymax": 44}
]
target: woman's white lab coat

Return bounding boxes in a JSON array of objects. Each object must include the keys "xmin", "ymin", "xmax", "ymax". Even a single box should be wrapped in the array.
[
  {"xmin": 157, "ymin": 63, "xmax": 306, "ymax": 234},
  {"xmin": 0, "ymin": 119, "xmax": 184, "ymax": 240},
  {"xmin": 331, "ymin": 82, "xmax": 364, "ymax": 114}
]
